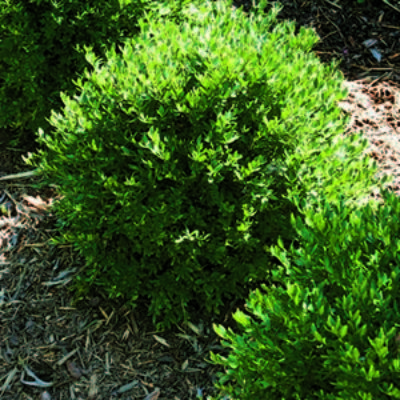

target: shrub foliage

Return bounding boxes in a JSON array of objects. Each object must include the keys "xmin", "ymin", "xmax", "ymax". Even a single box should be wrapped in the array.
[
  {"xmin": 0, "ymin": 0, "xmax": 199, "ymax": 148},
  {"xmin": 208, "ymin": 189, "xmax": 400, "ymax": 400},
  {"xmin": 24, "ymin": 0, "xmax": 386, "ymax": 329}
]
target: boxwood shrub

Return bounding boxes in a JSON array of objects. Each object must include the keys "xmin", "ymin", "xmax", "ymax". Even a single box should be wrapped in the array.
[
  {"xmin": 208, "ymin": 188, "xmax": 400, "ymax": 400},
  {"xmin": 24, "ymin": 0, "xmax": 387, "ymax": 329},
  {"xmin": 0, "ymin": 0, "xmax": 202, "ymax": 149}
]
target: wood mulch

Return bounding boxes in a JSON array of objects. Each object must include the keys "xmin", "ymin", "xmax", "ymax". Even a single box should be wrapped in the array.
[{"xmin": 0, "ymin": 0, "xmax": 399, "ymax": 399}]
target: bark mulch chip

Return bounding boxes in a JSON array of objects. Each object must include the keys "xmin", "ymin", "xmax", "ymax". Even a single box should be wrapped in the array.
[{"xmin": 1, "ymin": 0, "xmax": 400, "ymax": 399}]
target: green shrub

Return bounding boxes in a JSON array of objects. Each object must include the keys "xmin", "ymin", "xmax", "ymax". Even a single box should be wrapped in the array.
[
  {"xmin": 208, "ymin": 188, "xmax": 400, "ymax": 400},
  {"xmin": 0, "ymin": 0, "xmax": 202, "ymax": 149},
  {"xmin": 24, "ymin": 0, "xmax": 386, "ymax": 329}
]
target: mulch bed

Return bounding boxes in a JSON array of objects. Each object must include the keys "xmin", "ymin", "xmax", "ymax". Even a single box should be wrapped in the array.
[{"xmin": 0, "ymin": 0, "xmax": 399, "ymax": 399}]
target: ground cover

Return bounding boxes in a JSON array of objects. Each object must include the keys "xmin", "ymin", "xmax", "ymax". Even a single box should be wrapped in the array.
[{"xmin": 0, "ymin": 0, "xmax": 399, "ymax": 399}]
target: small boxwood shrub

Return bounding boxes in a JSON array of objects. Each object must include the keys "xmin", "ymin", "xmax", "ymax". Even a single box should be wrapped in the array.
[
  {"xmin": 208, "ymin": 188, "xmax": 400, "ymax": 400},
  {"xmin": 0, "ymin": 0, "xmax": 201, "ymax": 149},
  {"xmin": 24, "ymin": 0, "xmax": 386, "ymax": 329}
]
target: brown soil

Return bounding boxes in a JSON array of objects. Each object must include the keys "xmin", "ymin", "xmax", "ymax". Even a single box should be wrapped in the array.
[{"xmin": 0, "ymin": 0, "xmax": 399, "ymax": 399}]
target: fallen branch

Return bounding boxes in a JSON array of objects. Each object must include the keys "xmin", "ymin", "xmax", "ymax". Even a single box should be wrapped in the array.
[{"xmin": 0, "ymin": 169, "xmax": 40, "ymax": 181}]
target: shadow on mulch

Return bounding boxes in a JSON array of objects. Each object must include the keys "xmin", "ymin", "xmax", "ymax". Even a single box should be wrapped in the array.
[
  {"xmin": 0, "ymin": 0, "xmax": 399, "ymax": 399},
  {"xmin": 245, "ymin": 0, "xmax": 400, "ymax": 83}
]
